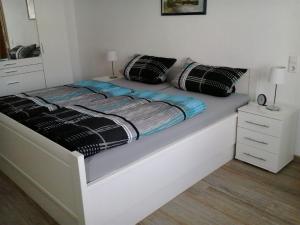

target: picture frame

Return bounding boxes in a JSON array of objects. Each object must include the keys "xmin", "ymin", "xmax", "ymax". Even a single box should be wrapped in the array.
[
  {"xmin": 26, "ymin": 0, "xmax": 36, "ymax": 20},
  {"xmin": 161, "ymin": 0, "xmax": 207, "ymax": 16}
]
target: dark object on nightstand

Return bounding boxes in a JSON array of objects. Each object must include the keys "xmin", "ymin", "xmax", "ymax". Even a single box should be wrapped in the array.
[{"xmin": 257, "ymin": 94, "xmax": 267, "ymax": 106}]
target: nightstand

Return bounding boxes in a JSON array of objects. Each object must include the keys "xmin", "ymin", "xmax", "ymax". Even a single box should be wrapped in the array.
[
  {"xmin": 236, "ymin": 102, "xmax": 298, "ymax": 173},
  {"xmin": 93, "ymin": 76, "xmax": 122, "ymax": 82}
]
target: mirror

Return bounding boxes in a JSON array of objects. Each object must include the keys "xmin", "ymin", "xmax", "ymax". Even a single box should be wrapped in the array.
[{"xmin": 0, "ymin": 0, "xmax": 41, "ymax": 60}]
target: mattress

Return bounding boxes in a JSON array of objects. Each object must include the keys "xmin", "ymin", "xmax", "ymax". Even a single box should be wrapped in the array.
[{"xmin": 85, "ymin": 83, "xmax": 250, "ymax": 183}]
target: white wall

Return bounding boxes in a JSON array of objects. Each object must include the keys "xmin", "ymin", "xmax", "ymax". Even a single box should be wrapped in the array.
[
  {"xmin": 73, "ymin": 0, "xmax": 300, "ymax": 155},
  {"xmin": 2, "ymin": 0, "xmax": 39, "ymax": 48},
  {"xmin": 292, "ymin": 7, "xmax": 300, "ymax": 156}
]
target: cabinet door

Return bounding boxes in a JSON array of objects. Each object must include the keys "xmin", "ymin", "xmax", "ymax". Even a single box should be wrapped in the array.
[{"xmin": 34, "ymin": 0, "xmax": 74, "ymax": 87}]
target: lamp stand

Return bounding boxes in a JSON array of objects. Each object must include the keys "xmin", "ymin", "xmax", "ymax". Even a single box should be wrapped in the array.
[
  {"xmin": 266, "ymin": 84, "xmax": 280, "ymax": 111},
  {"xmin": 110, "ymin": 62, "xmax": 118, "ymax": 79}
]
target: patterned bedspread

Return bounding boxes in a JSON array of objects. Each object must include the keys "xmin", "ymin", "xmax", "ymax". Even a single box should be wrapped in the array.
[{"xmin": 0, "ymin": 81, "xmax": 206, "ymax": 158}]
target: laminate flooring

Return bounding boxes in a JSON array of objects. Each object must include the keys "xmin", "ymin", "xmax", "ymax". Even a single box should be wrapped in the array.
[
  {"xmin": 1, "ymin": 158, "xmax": 299, "ymax": 225},
  {"xmin": 139, "ymin": 158, "xmax": 300, "ymax": 225}
]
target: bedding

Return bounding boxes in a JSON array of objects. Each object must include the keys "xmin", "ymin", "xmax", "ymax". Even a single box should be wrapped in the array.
[
  {"xmin": 0, "ymin": 82, "xmax": 133, "ymax": 121},
  {"xmin": 172, "ymin": 59, "xmax": 248, "ymax": 97},
  {"xmin": 85, "ymin": 87, "xmax": 250, "ymax": 182},
  {"xmin": 9, "ymin": 44, "xmax": 38, "ymax": 59},
  {"xmin": 0, "ymin": 95, "xmax": 58, "ymax": 121},
  {"xmin": 0, "ymin": 79, "xmax": 249, "ymax": 182},
  {"xmin": 123, "ymin": 55, "xmax": 177, "ymax": 84},
  {"xmin": 111, "ymin": 78, "xmax": 170, "ymax": 91},
  {"xmin": 0, "ymin": 83, "xmax": 206, "ymax": 158}
]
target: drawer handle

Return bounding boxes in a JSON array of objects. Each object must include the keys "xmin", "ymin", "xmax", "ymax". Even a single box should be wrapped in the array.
[
  {"xmin": 243, "ymin": 153, "xmax": 267, "ymax": 162},
  {"xmin": 5, "ymin": 70, "xmax": 18, "ymax": 74},
  {"xmin": 245, "ymin": 121, "xmax": 269, "ymax": 128},
  {"xmin": 7, "ymin": 81, "xmax": 21, "ymax": 85},
  {"xmin": 244, "ymin": 137, "xmax": 268, "ymax": 145},
  {"xmin": 3, "ymin": 63, "xmax": 17, "ymax": 67}
]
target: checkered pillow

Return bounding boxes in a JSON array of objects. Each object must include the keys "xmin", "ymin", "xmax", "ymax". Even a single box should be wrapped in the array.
[
  {"xmin": 172, "ymin": 60, "xmax": 247, "ymax": 97},
  {"xmin": 123, "ymin": 55, "xmax": 177, "ymax": 84}
]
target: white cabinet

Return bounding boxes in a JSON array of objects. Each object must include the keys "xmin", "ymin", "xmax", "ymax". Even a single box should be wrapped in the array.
[
  {"xmin": 0, "ymin": 58, "xmax": 46, "ymax": 96},
  {"xmin": 0, "ymin": 0, "xmax": 74, "ymax": 97},
  {"xmin": 34, "ymin": 0, "xmax": 74, "ymax": 88},
  {"xmin": 235, "ymin": 103, "xmax": 298, "ymax": 173}
]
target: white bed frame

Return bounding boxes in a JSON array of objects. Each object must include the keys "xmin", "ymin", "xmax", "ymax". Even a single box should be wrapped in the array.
[{"xmin": 0, "ymin": 72, "xmax": 251, "ymax": 225}]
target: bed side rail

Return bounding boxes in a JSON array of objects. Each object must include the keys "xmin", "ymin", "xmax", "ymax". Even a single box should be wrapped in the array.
[{"xmin": 0, "ymin": 113, "xmax": 87, "ymax": 225}]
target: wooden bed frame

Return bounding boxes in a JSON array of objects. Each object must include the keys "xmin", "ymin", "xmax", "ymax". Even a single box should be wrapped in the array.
[{"xmin": 0, "ymin": 72, "xmax": 252, "ymax": 225}]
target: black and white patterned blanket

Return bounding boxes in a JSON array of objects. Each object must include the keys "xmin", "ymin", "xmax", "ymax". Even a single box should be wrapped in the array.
[{"xmin": 0, "ymin": 84, "xmax": 206, "ymax": 158}]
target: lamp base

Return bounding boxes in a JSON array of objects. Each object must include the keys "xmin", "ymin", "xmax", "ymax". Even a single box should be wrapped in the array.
[{"xmin": 266, "ymin": 105, "xmax": 280, "ymax": 111}]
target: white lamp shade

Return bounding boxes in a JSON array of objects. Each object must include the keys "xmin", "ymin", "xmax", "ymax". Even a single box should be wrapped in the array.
[
  {"xmin": 107, "ymin": 51, "xmax": 118, "ymax": 62},
  {"xmin": 269, "ymin": 66, "xmax": 286, "ymax": 85}
]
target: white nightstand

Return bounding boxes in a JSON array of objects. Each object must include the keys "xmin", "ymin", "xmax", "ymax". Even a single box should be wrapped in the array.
[
  {"xmin": 93, "ymin": 76, "xmax": 122, "ymax": 82},
  {"xmin": 236, "ymin": 102, "xmax": 299, "ymax": 173}
]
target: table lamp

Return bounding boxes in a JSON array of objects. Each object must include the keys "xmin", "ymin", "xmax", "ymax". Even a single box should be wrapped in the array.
[
  {"xmin": 266, "ymin": 66, "xmax": 286, "ymax": 111},
  {"xmin": 107, "ymin": 50, "xmax": 118, "ymax": 79}
]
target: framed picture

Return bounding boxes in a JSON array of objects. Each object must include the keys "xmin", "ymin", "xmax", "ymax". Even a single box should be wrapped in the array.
[
  {"xmin": 161, "ymin": 0, "xmax": 207, "ymax": 16},
  {"xmin": 26, "ymin": 0, "xmax": 36, "ymax": 20}
]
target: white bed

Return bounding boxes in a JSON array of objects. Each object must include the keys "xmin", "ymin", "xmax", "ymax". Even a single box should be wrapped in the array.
[{"xmin": 0, "ymin": 73, "xmax": 251, "ymax": 225}]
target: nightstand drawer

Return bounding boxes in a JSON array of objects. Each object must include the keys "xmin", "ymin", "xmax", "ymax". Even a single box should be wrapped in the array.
[
  {"xmin": 238, "ymin": 112, "xmax": 283, "ymax": 137},
  {"xmin": 236, "ymin": 144, "xmax": 277, "ymax": 172},
  {"xmin": 237, "ymin": 128, "xmax": 280, "ymax": 154}
]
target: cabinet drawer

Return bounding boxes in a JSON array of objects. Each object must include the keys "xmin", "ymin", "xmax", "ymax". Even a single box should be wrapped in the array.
[
  {"xmin": 0, "ymin": 71, "xmax": 46, "ymax": 96},
  {"xmin": 236, "ymin": 143, "xmax": 278, "ymax": 172},
  {"xmin": 237, "ymin": 128, "xmax": 280, "ymax": 154},
  {"xmin": 0, "ymin": 64, "xmax": 43, "ymax": 77},
  {"xmin": 0, "ymin": 58, "xmax": 43, "ymax": 69},
  {"xmin": 238, "ymin": 112, "xmax": 283, "ymax": 137}
]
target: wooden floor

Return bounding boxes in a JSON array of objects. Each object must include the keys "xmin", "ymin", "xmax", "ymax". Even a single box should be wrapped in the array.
[{"xmin": 1, "ymin": 159, "xmax": 299, "ymax": 225}]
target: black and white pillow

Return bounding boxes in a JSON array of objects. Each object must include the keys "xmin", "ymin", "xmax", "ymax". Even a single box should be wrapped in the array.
[
  {"xmin": 172, "ymin": 59, "xmax": 248, "ymax": 97},
  {"xmin": 123, "ymin": 55, "xmax": 177, "ymax": 84},
  {"xmin": 9, "ymin": 44, "xmax": 37, "ymax": 59}
]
